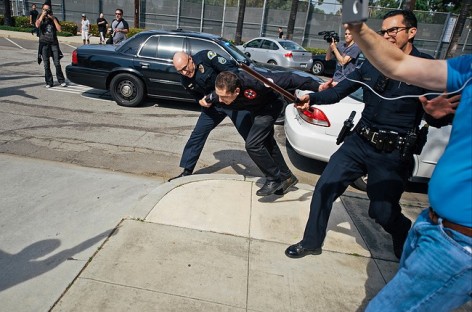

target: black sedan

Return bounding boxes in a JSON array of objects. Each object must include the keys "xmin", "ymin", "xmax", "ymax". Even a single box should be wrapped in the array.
[
  {"xmin": 310, "ymin": 54, "xmax": 336, "ymax": 76},
  {"xmin": 66, "ymin": 29, "xmax": 321, "ymax": 107}
]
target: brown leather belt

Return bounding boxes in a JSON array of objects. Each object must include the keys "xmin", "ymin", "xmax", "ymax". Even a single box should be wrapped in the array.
[{"xmin": 429, "ymin": 208, "xmax": 472, "ymax": 237}]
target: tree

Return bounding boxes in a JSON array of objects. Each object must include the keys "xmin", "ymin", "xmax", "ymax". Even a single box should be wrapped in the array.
[
  {"xmin": 446, "ymin": 0, "xmax": 472, "ymax": 58},
  {"xmin": 286, "ymin": 0, "xmax": 299, "ymax": 40},
  {"xmin": 3, "ymin": 0, "xmax": 13, "ymax": 26},
  {"xmin": 235, "ymin": 0, "xmax": 247, "ymax": 45}
]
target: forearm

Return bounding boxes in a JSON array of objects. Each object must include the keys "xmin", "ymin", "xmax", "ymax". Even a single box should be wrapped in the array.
[
  {"xmin": 348, "ymin": 23, "xmax": 446, "ymax": 90},
  {"xmin": 54, "ymin": 19, "xmax": 62, "ymax": 32}
]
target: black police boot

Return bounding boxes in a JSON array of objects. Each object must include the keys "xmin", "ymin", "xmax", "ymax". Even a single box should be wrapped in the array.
[
  {"xmin": 168, "ymin": 169, "xmax": 192, "ymax": 182},
  {"xmin": 256, "ymin": 179, "xmax": 282, "ymax": 196},
  {"xmin": 275, "ymin": 174, "xmax": 299, "ymax": 195},
  {"xmin": 391, "ymin": 217, "xmax": 412, "ymax": 259},
  {"xmin": 285, "ymin": 242, "xmax": 322, "ymax": 258}
]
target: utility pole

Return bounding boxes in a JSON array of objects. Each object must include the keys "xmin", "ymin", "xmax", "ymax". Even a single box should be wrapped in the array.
[{"xmin": 134, "ymin": 0, "xmax": 140, "ymax": 28}]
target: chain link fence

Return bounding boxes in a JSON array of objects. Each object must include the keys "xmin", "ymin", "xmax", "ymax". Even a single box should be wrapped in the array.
[{"xmin": 2, "ymin": 0, "xmax": 470, "ymax": 57}]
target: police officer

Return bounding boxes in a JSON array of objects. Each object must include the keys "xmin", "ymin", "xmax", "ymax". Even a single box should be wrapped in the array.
[
  {"xmin": 209, "ymin": 69, "xmax": 324, "ymax": 196},
  {"xmin": 285, "ymin": 10, "xmax": 437, "ymax": 259},
  {"xmin": 169, "ymin": 50, "xmax": 253, "ymax": 181}
]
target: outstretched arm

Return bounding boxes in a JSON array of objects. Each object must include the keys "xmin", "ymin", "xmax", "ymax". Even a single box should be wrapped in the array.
[{"xmin": 346, "ymin": 23, "xmax": 447, "ymax": 91}]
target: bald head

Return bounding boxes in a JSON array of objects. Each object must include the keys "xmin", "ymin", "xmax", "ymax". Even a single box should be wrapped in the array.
[{"xmin": 173, "ymin": 51, "xmax": 195, "ymax": 77}]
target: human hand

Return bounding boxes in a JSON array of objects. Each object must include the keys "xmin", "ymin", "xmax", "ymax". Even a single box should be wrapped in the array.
[
  {"xmin": 419, "ymin": 93, "xmax": 460, "ymax": 119},
  {"xmin": 318, "ymin": 78, "xmax": 334, "ymax": 92},
  {"xmin": 295, "ymin": 94, "xmax": 310, "ymax": 110},
  {"xmin": 329, "ymin": 42, "xmax": 336, "ymax": 50},
  {"xmin": 199, "ymin": 96, "xmax": 212, "ymax": 108}
]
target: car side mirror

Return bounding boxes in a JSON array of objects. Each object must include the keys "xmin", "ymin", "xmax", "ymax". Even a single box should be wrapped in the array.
[{"xmin": 244, "ymin": 52, "xmax": 251, "ymax": 58}]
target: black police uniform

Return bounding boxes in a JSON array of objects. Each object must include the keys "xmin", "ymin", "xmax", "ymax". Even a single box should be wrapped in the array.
[
  {"xmin": 178, "ymin": 50, "xmax": 252, "ymax": 174},
  {"xmin": 298, "ymin": 46, "xmax": 432, "ymax": 258},
  {"xmin": 208, "ymin": 70, "xmax": 321, "ymax": 184}
]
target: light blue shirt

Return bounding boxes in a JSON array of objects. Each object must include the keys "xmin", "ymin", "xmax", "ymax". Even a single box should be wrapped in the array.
[{"xmin": 429, "ymin": 55, "xmax": 472, "ymax": 227}]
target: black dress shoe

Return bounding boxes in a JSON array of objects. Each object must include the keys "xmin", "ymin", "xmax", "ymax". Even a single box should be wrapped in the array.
[
  {"xmin": 256, "ymin": 180, "xmax": 282, "ymax": 196},
  {"xmin": 285, "ymin": 242, "xmax": 322, "ymax": 258},
  {"xmin": 275, "ymin": 174, "xmax": 299, "ymax": 195},
  {"xmin": 168, "ymin": 169, "xmax": 192, "ymax": 182}
]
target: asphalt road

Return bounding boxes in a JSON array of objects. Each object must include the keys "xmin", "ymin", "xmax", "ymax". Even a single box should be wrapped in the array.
[{"xmin": 0, "ymin": 35, "xmax": 429, "ymax": 204}]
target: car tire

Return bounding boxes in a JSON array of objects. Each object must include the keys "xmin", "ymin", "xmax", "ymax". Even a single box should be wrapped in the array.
[
  {"xmin": 311, "ymin": 61, "xmax": 324, "ymax": 75},
  {"xmin": 268, "ymin": 60, "xmax": 277, "ymax": 65},
  {"xmin": 352, "ymin": 175, "xmax": 368, "ymax": 192},
  {"xmin": 110, "ymin": 73, "xmax": 145, "ymax": 107}
]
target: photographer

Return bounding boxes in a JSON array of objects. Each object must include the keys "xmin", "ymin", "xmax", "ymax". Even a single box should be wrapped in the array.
[
  {"xmin": 35, "ymin": 2, "xmax": 66, "ymax": 88},
  {"xmin": 325, "ymin": 29, "xmax": 361, "ymax": 85}
]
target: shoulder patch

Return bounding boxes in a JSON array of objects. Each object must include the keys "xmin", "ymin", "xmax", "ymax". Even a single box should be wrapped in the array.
[
  {"xmin": 217, "ymin": 57, "xmax": 227, "ymax": 64},
  {"xmin": 207, "ymin": 51, "xmax": 217, "ymax": 60},
  {"xmin": 244, "ymin": 89, "xmax": 257, "ymax": 99}
]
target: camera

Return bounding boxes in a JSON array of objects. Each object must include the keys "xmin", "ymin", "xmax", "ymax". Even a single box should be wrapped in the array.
[
  {"xmin": 44, "ymin": 8, "xmax": 52, "ymax": 16},
  {"xmin": 318, "ymin": 31, "xmax": 340, "ymax": 43}
]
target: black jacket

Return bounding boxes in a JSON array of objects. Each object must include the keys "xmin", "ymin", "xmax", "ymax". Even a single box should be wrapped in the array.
[
  {"xmin": 309, "ymin": 46, "xmax": 433, "ymax": 134},
  {"xmin": 181, "ymin": 50, "xmax": 239, "ymax": 101},
  {"xmin": 209, "ymin": 70, "xmax": 321, "ymax": 112}
]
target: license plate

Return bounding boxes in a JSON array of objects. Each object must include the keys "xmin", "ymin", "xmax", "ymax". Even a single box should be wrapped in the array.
[{"xmin": 300, "ymin": 64, "xmax": 307, "ymax": 68}]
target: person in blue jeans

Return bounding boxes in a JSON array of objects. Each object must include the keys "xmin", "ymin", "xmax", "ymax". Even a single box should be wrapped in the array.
[
  {"xmin": 169, "ymin": 50, "xmax": 253, "ymax": 181},
  {"xmin": 347, "ymin": 21, "xmax": 471, "ymax": 311}
]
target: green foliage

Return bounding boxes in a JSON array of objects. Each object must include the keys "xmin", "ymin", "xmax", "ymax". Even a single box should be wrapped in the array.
[
  {"xmin": 14, "ymin": 16, "xmax": 30, "ymax": 28},
  {"xmin": 60, "ymin": 21, "xmax": 78, "ymax": 35},
  {"xmin": 305, "ymin": 47, "xmax": 327, "ymax": 55},
  {"xmin": 128, "ymin": 28, "xmax": 145, "ymax": 37}
]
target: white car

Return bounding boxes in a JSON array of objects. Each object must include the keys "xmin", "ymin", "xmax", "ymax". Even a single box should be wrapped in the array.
[
  {"xmin": 236, "ymin": 37, "xmax": 313, "ymax": 71},
  {"xmin": 284, "ymin": 89, "xmax": 451, "ymax": 190}
]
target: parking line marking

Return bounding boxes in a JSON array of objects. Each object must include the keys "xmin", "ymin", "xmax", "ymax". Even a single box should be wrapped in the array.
[
  {"xmin": 5, "ymin": 37, "xmax": 26, "ymax": 49},
  {"xmin": 62, "ymin": 43, "xmax": 77, "ymax": 49}
]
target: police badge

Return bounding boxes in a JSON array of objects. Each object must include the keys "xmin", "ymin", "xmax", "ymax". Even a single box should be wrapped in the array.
[
  {"xmin": 198, "ymin": 64, "xmax": 205, "ymax": 73},
  {"xmin": 207, "ymin": 51, "xmax": 217, "ymax": 59},
  {"xmin": 218, "ymin": 57, "xmax": 227, "ymax": 64}
]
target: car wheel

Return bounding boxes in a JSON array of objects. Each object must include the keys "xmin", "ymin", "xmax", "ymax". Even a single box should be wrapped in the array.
[
  {"xmin": 109, "ymin": 73, "xmax": 145, "ymax": 107},
  {"xmin": 268, "ymin": 60, "xmax": 277, "ymax": 65},
  {"xmin": 352, "ymin": 175, "xmax": 368, "ymax": 192},
  {"xmin": 311, "ymin": 61, "xmax": 324, "ymax": 75}
]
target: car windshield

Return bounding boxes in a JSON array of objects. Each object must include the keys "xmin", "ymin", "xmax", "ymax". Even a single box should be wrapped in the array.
[
  {"xmin": 218, "ymin": 39, "xmax": 251, "ymax": 64},
  {"xmin": 348, "ymin": 88, "xmax": 363, "ymax": 102},
  {"xmin": 279, "ymin": 41, "xmax": 305, "ymax": 51}
]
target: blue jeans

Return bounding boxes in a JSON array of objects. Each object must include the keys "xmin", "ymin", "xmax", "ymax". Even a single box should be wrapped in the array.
[{"xmin": 366, "ymin": 208, "xmax": 472, "ymax": 311}]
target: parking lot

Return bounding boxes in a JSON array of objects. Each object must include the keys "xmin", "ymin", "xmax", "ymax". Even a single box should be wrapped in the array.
[{"xmin": 0, "ymin": 31, "xmax": 429, "ymax": 202}]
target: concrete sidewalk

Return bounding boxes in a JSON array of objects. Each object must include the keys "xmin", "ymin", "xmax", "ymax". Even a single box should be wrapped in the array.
[{"xmin": 50, "ymin": 174, "xmax": 416, "ymax": 311}]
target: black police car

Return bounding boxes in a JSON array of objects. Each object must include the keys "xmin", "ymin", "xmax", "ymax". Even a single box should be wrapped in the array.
[{"xmin": 66, "ymin": 29, "xmax": 321, "ymax": 108}]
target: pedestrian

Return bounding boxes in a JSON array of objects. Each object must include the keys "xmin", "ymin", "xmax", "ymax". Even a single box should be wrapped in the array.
[
  {"xmin": 29, "ymin": 3, "xmax": 39, "ymax": 37},
  {"xmin": 346, "ymin": 17, "xmax": 471, "ymax": 312},
  {"xmin": 285, "ymin": 10, "xmax": 443, "ymax": 260},
  {"xmin": 325, "ymin": 29, "xmax": 361, "ymax": 85},
  {"xmin": 110, "ymin": 8, "xmax": 129, "ymax": 45},
  {"xmin": 169, "ymin": 50, "xmax": 254, "ymax": 183},
  {"xmin": 36, "ymin": 2, "xmax": 66, "ymax": 88},
  {"xmin": 80, "ymin": 14, "xmax": 91, "ymax": 45},
  {"xmin": 278, "ymin": 27, "xmax": 284, "ymax": 39},
  {"xmin": 208, "ymin": 70, "xmax": 327, "ymax": 196},
  {"xmin": 96, "ymin": 13, "xmax": 108, "ymax": 44}
]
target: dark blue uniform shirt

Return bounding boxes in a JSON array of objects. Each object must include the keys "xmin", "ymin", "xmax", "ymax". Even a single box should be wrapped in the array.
[
  {"xmin": 209, "ymin": 70, "xmax": 321, "ymax": 112},
  {"xmin": 309, "ymin": 46, "xmax": 433, "ymax": 134},
  {"xmin": 181, "ymin": 50, "xmax": 239, "ymax": 101}
]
